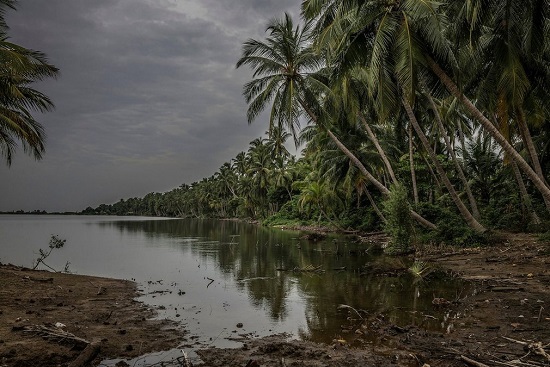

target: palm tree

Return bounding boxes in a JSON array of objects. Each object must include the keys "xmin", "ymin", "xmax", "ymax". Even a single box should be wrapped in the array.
[
  {"xmin": 237, "ymin": 12, "xmax": 436, "ymax": 229},
  {"xmin": 0, "ymin": 0, "xmax": 59, "ymax": 165},
  {"xmin": 298, "ymin": 179, "xmax": 342, "ymax": 226}
]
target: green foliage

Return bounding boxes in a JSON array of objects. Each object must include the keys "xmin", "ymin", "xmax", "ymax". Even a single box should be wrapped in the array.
[
  {"xmin": 338, "ymin": 206, "xmax": 381, "ymax": 232},
  {"xmin": 409, "ymin": 260, "xmax": 431, "ymax": 279},
  {"xmin": 383, "ymin": 184, "xmax": 413, "ymax": 255},
  {"xmin": 0, "ymin": 1, "xmax": 59, "ymax": 165},
  {"xmin": 263, "ymin": 196, "xmax": 307, "ymax": 227},
  {"xmin": 421, "ymin": 210, "xmax": 488, "ymax": 247}
]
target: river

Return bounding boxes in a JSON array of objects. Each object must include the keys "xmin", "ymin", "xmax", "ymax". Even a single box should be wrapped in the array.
[{"xmin": 0, "ymin": 215, "xmax": 466, "ymax": 360}]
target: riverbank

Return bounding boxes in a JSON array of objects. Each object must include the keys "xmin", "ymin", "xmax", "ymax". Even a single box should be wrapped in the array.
[
  {"xmin": 0, "ymin": 265, "xmax": 183, "ymax": 367},
  {"xmin": 197, "ymin": 232, "xmax": 550, "ymax": 367},
  {"xmin": 1, "ymin": 232, "xmax": 549, "ymax": 367}
]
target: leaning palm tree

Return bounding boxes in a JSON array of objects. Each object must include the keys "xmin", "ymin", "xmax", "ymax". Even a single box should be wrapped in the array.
[
  {"xmin": 237, "ymin": 12, "xmax": 436, "ymax": 229},
  {"xmin": 304, "ymin": 0, "xmax": 550, "ymax": 217},
  {"xmin": 0, "ymin": 0, "xmax": 59, "ymax": 165},
  {"xmin": 303, "ymin": 0, "xmax": 486, "ymax": 232}
]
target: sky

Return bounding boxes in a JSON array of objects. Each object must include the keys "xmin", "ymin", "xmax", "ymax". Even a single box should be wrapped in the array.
[{"xmin": 1, "ymin": 0, "xmax": 301, "ymax": 212}]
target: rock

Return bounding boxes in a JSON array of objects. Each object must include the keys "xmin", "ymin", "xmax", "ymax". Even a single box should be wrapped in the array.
[{"xmin": 236, "ymin": 323, "xmax": 243, "ymax": 328}]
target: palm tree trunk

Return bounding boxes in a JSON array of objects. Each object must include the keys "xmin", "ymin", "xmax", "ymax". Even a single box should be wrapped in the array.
[
  {"xmin": 457, "ymin": 121, "xmax": 468, "ymax": 161},
  {"xmin": 409, "ymin": 123, "xmax": 420, "ymax": 205},
  {"xmin": 298, "ymin": 99, "xmax": 437, "ymax": 230},
  {"xmin": 511, "ymin": 160, "xmax": 541, "ymax": 225},
  {"xmin": 364, "ymin": 186, "xmax": 387, "ymax": 223},
  {"xmin": 427, "ymin": 57, "xmax": 550, "ymax": 212},
  {"xmin": 358, "ymin": 112, "xmax": 397, "ymax": 184},
  {"xmin": 402, "ymin": 98, "xmax": 486, "ymax": 233},
  {"xmin": 516, "ymin": 107, "xmax": 550, "ymax": 209},
  {"xmin": 427, "ymin": 94, "xmax": 480, "ymax": 219}
]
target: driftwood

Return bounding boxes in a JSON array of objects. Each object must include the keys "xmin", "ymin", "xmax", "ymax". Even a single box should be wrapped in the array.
[
  {"xmin": 68, "ymin": 342, "xmax": 100, "ymax": 367},
  {"xmin": 19, "ymin": 325, "xmax": 90, "ymax": 349},
  {"xmin": 22, "ymin": 275, "xmax": 54, "ymax": 283},
  {"xmin": 460, "ymin": 355, "xmax": 490, "ymax": 367}
]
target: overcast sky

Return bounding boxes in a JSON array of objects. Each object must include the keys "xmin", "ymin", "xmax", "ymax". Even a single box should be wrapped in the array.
[{"xmin": 0, "ymin": 0, "xmax": 301, "ymax": 212}]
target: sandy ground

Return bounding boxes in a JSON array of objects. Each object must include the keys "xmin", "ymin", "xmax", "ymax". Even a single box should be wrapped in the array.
[{"xmin": 1, "ymin": 232, "xmax": 549, "ymax": 367}]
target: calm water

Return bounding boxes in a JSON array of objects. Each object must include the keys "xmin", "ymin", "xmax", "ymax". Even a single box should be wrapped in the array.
[{"xmin": 0, "ymin": 215, "xmax": 467, "ymax": 363}]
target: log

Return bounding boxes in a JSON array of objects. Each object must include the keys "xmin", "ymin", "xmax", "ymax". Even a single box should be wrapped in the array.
[{"xmin": 68, "ymin": 342, "xmax": 100, "ymax": 367}]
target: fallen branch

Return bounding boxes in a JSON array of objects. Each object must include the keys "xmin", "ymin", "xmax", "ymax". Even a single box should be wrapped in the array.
[
  {"xmin": 337, "ymin": 304, "xmax": 364, "ymax": 320},
  {"xmin": 502, "ymin": 336, "xmax": 528, "ymax": 345},
  {"xmin": 22, "ymin": 276, "xmax": 54, "ymax": 283},
  {"xmin": 19, "ymin": 325, "xmax": 90, "ymax": 349},
  {"xmin": 461, "ymin": 355, "xmax": 490, "ymax": 367}
]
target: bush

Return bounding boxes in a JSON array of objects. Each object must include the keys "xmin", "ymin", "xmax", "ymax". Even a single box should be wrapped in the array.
[
  {"xmin": 420, "ymin": 209, "xmax": 488, "ymax": 247},
  {"xmin": 383, "ymin": 184, "xmax": 413, "ymax": 254}
]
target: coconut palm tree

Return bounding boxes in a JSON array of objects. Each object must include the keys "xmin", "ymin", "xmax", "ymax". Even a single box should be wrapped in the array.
[
  {"xmin": 237, "ymin": 12, "xmax": 436, "ymax": 229},
  {"xmin": 0, "ymin": 0, "xmax": 58, "ymax": 165}
]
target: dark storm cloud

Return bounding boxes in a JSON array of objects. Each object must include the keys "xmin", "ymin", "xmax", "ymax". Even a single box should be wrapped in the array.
[{"xmin": 0, "ymin": 0, "xmax": 301, "ymax": 211}]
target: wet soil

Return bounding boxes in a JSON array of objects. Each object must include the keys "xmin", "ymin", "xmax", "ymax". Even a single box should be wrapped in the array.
[
  {"xmin": 0, "ymin": 265, "xmax": 183, "ymax": 367},
  {"xmin": 1, "ymin": 232, "xmax": 549, "ymax": 367}
]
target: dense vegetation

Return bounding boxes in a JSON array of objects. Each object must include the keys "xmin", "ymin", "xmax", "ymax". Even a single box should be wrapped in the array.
[{"xmin": 83, "ymin": 1, "xmax": 550, "ymax": 248}]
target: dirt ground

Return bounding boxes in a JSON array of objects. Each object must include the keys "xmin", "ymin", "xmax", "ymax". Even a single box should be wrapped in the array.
[
  {"xmin": 1, "ymin": 232, "xmax": 549, "ymax": 367},
  {"xmin": 0, "ymin": 265, "xmax": 183, "ymax": 367}
]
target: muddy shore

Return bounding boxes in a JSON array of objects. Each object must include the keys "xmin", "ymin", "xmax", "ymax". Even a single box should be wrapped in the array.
[
  {"xmin": 1, "ymin": 232, "xmax": 549, "ymax": 367},
  {"xmin": 0, "ymin": 265, "xmax": 183, "ymax": 367}
]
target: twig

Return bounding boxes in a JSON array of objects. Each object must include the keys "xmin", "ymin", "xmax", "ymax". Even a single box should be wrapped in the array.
[
  {"xmin": 337, "ymin": 304, "xmax": 364, "ymax": 320},
  {"xmin": 502, "ymin": 336, "xmax": 528, "ymax": 345},
  {"xmin": 537, "ymin": 306, "xmax": 544, "ymax": 323}
]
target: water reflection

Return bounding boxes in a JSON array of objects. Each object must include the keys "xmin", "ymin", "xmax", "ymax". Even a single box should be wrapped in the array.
[
  {"xmin": 0, "ymin": 216, "xmax": 468, "ymax": 346},
  {"xmin": 106, "ymin": 218, "xmax": 468, "ymax": 344}
]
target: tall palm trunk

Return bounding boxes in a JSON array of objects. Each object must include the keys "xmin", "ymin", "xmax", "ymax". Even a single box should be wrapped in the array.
[
  {"xmin": 457, "ymin": 122, "xmax": 468, "ymax": 161},
  {"xmin": 427, "ymin": 94, "xmax": 480, "ymax": 219},
  {"xmin": 299, "ymin": 99, "xmax": 436, "ymax": 230},
  {"xmin": 511, "ymin": 160, "xmax": 541, "ymax": 225},
  {"xmin": 427, "ymin": 57, "xmax": 550, "ymax": 212},
  {"xmin": 409, "ymin": 123, "xmax": 419, "ymax": 205},
  {"xmin": 402, "ymin": 98, "xmax": 486, "ymax": 233},
  {"xmin": 364, "ymin": 187, "xmax": 387, "ymax": 223},
  {"xmin": 516, "ymin": 107, "xmax": 550, "ymax": 209},
  {"xmin": 358, "ymin": 113, "xmax": 397, "ymax": 184}
]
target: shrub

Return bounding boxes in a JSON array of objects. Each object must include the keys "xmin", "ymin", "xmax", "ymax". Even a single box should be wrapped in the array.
[{"xmin": 383, "ymin": 184, "xmax": 413, "ymax": 255}]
